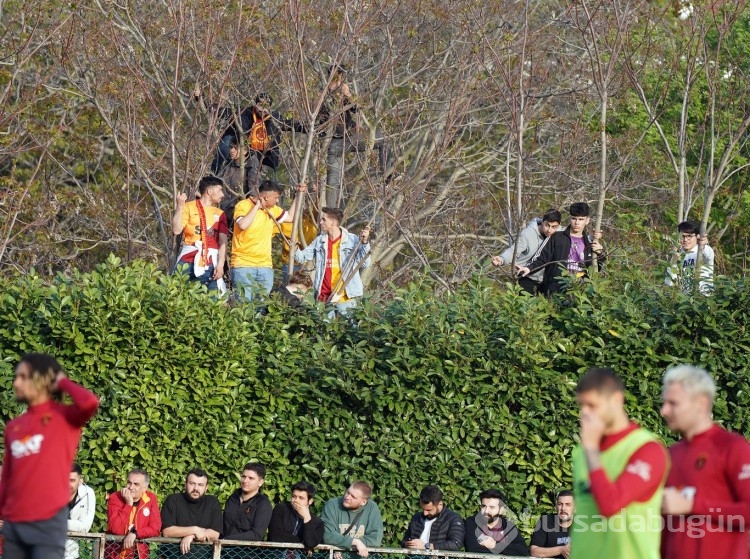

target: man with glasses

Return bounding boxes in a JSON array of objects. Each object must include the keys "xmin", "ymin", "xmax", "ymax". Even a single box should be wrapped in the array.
[{"xmin": 665, "ymin": 221, "xmax": 714, "ymax": 295}]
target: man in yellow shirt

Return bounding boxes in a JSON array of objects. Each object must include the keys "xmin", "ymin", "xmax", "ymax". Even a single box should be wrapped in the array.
[{"xmin": 231, "ymin": 180, "xmax": 305, "ymax": 302}]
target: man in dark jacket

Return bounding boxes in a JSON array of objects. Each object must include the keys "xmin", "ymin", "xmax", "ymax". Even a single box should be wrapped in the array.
[
  {"xmin": 464, "ymin": 489, "xmax": 529, "ymax": 556},
  {"xmin": 516, "ymin": 202, "xmax": 603, "ymax": 295},
  {"xmin": 401, "ymin": 485, "xmax": 464, "ymax": 551},
  {"xmin": 222, "ymin": 463, "xmax": 272, "ymax": 541},
  {"xmin": 268, "ymin": 481, "xmax": 324, "ymax": 550}
]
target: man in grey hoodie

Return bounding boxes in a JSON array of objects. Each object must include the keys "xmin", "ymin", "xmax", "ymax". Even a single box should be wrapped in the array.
[{"xmin": 492, "ymin": 209, "xmax": 561, "ymax": 294}]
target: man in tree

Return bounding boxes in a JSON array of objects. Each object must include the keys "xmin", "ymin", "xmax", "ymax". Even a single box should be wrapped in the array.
[
  {"xmin": 105, "ymin": 469, "xmax": 162, "ymax": 559},
  {"xmin": 464, "ymin": 489, "xmax": 529, "ymax": 556},
  {"xmin": 529, "ymin": 490, "xmax": 574, "ymax": 559},
  {"xmin": 321, "ymin": 65, "xmax": 392, "ymax": 207},
  {"xmin": 491, "ymin": 209, "xmax": 561, "ymax": 294},
  {"xmin": 516, "ymin": 202, "xmax": 603, "ymax": 295},
  {"xmin": 172, "ymin": 176, "xmax": 229, "ymax": 293},
  {"xmin": 571, "ymin": 367, "xmax": 668, "ymax": 559},
  {"xmin": 660, "ymin": 365, "xmax": 750, "ymax": 559},
  {"xmin": 65, "ymin": 464, "xmax": 96, "ymax": 559},
  {"xmin": 161, "ymin": 469, "xmax": 222, "ymax": 558},
  {"xmin": 231, "ymin": 180, "xmax": 306, "ymax": 302},
  {"xmin": 268, "ymin": 481, "xmax": 324, "ymax": 550},
  {"xmin": 294, "ymin": 207, "xmax": 371, "ymax": 315},
  {"xmin": 222, "ymin": 463, "xmax": 272, "ymax": 541},
  {"xmin": 321, "ymin": 482, "xmax": 383, "ymax": 558},
  {"xmin": 0, "ymin": 353, "xmax": 99, "ymax": 559},
  {"xmin": 664, "ymin": 220, "xmax": 714, "ymax": 295},
  {"xmin": 401, "ymin": 485, "xmax": 464, "ymax": 551}
]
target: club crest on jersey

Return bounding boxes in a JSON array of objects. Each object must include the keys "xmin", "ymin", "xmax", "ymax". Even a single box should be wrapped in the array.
[
  {"xmin": 695, "ymin": 453, "xmax": 707, "ymax": 471},
  {"xmin": 11, "ymin": 434, "xmax": 44, "ymax": 458}
]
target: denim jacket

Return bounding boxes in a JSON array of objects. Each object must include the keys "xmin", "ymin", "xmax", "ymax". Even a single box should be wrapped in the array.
[{"xmin": 295, "ymin": 227, "xmax": 371, "ymax": 299}]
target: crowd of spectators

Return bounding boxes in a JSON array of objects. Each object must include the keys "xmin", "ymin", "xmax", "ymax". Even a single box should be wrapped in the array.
[{"xmin": 63, "ymin": 463, "xmax": 573, "ymax": 559}]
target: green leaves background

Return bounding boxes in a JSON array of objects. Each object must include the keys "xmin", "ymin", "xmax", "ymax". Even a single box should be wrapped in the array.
[{"xmin": 1, "ymin": 256, "xmax": 748, "ymax": 543}]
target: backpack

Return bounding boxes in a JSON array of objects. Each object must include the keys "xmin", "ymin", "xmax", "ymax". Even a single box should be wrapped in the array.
[{"xmin": 249, "ymin": 112, "xmax": 271, "ymax": 151}]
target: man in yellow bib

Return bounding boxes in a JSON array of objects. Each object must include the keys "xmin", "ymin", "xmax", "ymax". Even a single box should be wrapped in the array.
[
  {"xmin": 571, "ymin": 367, "xmax": 668, "ymax": 559},
  {"xmin": 294, "ymin": 207, "xmax": 370, "ymax": 315}
]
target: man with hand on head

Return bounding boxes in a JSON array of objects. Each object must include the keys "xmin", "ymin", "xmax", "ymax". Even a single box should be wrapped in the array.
[{"xmin": 0, "ymin": 353, "xmax": 98, "ymax": 559}]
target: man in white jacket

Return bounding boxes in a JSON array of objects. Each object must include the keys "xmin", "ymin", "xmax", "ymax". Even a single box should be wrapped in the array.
[
  {"xmin": 492, "ymin": 209, "xmax": 561, "ymax": 294},
  {"xmin": 65, "ymin": 464, "xmax": 96, "ymax": 559}
]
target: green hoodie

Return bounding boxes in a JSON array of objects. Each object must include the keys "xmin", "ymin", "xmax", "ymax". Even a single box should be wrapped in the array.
[{"xmin": 321, "ymin": 497, "xmax": 383, "ymax": 548}]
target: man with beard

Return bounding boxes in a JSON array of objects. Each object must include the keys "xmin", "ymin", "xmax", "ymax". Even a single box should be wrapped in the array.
[
  {"xmin": 463, "ymin": 489, "xmax": 529, "ymax": 556},
  {"xmin": 268, "ymin": 481, "xmax": 324, "ymax": 550},
  {"xmin": 660, "ymin": 365, "xmax": 750, "ymax": 559},
  {"xmin": 529, "ymin": 490, "xmax": 574, "ymax": 559},
  {"xmin": 222, "ymin": 463, "xmax": 272, "ymax": 541},
  {"xmin": 571, "ymin": 367, "xmax": 668, "ymax": 559},
  {"xmin": 172, "ymin": 176, "xmax": 229, "ymax": 292},
  {"xmin": 161, "ymin": 469, "xmax": 222, "ymax": 558},
  {"xmin": 321, "ymin": 481, "xmax": 382, "ymax": 558},
  {"xmin": 65, "ymin": 464, "xmax": 96, "ymax": 559},
  {"xmin": 401, "ymin": 485, "xmax": 464, "ymax": 551},
  {"xmin": 0, "ymin": 353, "xmax": 99, "ymax": 559}
]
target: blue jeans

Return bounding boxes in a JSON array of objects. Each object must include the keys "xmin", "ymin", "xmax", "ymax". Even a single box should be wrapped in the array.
[
  {"xmin": 175, "ymin": 262, "xmax": 218, "ymax": 291},
  {"xmin": 232, "ymin": 267, "xmax": 274, "ymax": 302}
]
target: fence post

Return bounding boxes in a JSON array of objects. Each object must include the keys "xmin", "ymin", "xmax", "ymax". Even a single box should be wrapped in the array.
[
  {"xmin": 213, "ymin": 540, "xmax": 222, "ymax": 559},
  {"xmin": 96, "ymin": 535, "xmax": 106, "ymax": 559}
]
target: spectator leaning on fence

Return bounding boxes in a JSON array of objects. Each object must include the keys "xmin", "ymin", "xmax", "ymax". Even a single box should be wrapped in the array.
[
  {"xmin": 321, "ymin": 481, "xmax": 383, "ymax": 558},
  {"xmin": 268, "ymin": 480, "xmax": 324, "ymax": 550},
  {"xmin": 65, "ymin": 463, "xmax": 96, "ymax": 559},
  {"xmin": 464, "ymin": 489, "xmax": 529, "ymax": 557},
  {"xmin": 222, "ymin": 462, "xmax": 272, "ymax": 541},
  {"xmin": 161, "ymin": 468, "xmax": 222, "ymax": 558},
  {"xmin": 105, "ymin": 469, "xmax": 162, "ymax": 559},
  {"xmin": 401, "ymin": 485, "xmax": 464, "ymax": 552},
  {"xmin": 529, "ymin": 490, "xmax": 573, "ymax": 559}
]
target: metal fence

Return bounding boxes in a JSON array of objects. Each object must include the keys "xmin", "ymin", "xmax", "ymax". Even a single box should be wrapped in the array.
[{"xmin": 46, "ymin": 534, "xmax": 534, "ymax": 559}]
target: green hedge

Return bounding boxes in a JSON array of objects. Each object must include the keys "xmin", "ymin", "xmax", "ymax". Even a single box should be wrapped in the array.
[{"xmin": 0, "ymin": 256, "xmax": 748, "ymax": 543}]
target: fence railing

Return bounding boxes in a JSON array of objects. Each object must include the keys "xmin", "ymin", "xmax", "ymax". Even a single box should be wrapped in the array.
[{"xmin": 59, "ymin": 534, "xmax": 534, "ymax": 559}]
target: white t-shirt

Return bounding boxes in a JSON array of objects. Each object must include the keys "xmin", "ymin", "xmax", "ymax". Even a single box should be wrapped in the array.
[
  {"xmin": 420, "ymin": 518, "xmax": 437, "ymax": 546},
  {"xmin": 665, "ymin": 245, "xmax": 715, "ymax": 295}
]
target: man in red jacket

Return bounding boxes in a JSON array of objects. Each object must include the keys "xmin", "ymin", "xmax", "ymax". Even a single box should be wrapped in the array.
[
  {"xmin": 106, "ymin": 469, "xmax": 162, "ymax": 559},
  {"xmin": 0, "ymin": 353, "xmax": 99, "ymax": 559},
  {"xmin": 661, "ymin": 364, "xmax": 750, "ymax": 559}
]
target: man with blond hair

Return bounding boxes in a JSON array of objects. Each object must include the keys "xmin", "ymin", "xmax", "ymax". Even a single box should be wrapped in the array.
[
  {"xmin": 321, "ymin": 482, "xmax": 382, "ymax": 558},
  {"xmin": 661, "ymin": 365, "xmax": 750, "ymax": 559}
]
